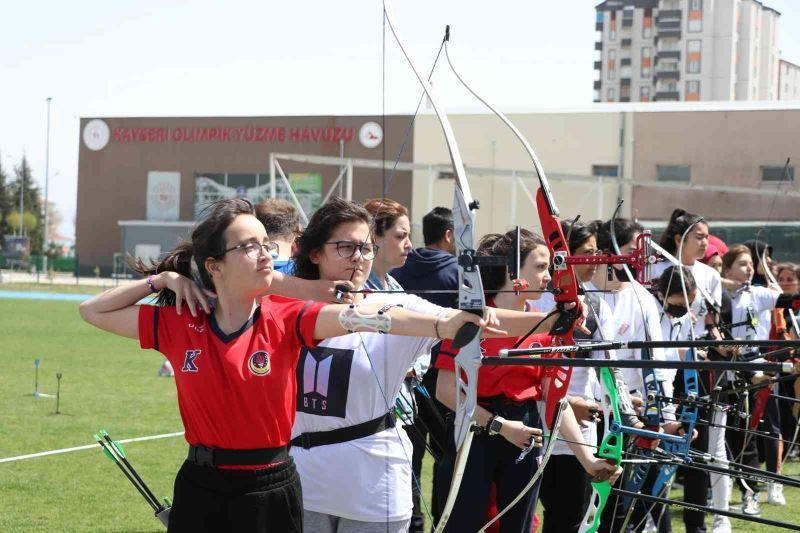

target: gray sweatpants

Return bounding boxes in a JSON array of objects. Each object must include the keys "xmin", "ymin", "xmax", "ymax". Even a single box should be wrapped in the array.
[{"xmin": 303, "ymin": 510, "xmax": 410, "ymax": 533}]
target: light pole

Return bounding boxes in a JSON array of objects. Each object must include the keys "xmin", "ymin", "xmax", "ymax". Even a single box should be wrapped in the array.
[{"xmin": 42, "ymin": 97, "xmax": 53, "ymax": 276}]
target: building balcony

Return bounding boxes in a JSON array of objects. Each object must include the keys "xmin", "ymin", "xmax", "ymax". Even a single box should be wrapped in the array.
[
  {"xmin": 655, "ymin": 70, "xmax": 680, "ymax": 81},
  {"xmin": 594, "ymin": 80, "xmax": 602, "ymax": 90},
  {"xmin": 656, "ymin": 50, "xmax": 681, "ymax": 62},
  {"xmin": 654, "ymin": 91, "xmax": 680, "ymax": 101},
  {"xmin": 595, "ymin": 41, "xmax": 603, "ymax": 51},
  {"xmin": 622, "ymin": 38, "xmax": 632, "ymax": 47},
  {"xmin": 656, "ymin": 10, "xmax": 682, "ymax": 23},
  {"xmin": 656, "ymin": 28, "xmax": 682, "ymax": 39}
]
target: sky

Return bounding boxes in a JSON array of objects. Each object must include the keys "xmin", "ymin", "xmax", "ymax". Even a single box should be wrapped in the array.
[{"xmin": 2, "ymin": 0, "xmax": 800, "ymax": 239}]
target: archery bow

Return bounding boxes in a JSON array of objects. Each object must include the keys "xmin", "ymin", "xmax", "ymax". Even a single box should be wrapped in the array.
[{"xmin": 381, "ymin": 4, "xmax": 486, "ymax": 531}]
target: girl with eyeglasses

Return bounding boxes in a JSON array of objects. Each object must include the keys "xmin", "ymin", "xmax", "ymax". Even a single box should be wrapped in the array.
[
  {"xmin": 78, "ymin": 198, "xmax": 497, "ymax": 533},
  {"xmin": 288, "ymin": 198, "xmax": 610, "ymax": 533}
]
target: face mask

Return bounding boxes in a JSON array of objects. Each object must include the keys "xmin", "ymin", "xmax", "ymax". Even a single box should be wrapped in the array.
[{"xmin": 664, "ymin": 302, "xmax": 689, "ymax": 318}]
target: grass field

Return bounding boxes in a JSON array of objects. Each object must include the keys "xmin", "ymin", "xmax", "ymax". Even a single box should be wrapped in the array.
[{"xmin": 2, "ymin": 288, "xmax": 800, "ymax": 532}]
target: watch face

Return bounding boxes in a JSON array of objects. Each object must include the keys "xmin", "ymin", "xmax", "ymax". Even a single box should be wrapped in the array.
[{"xmin": 490, "ymin": 418, "xmax": 503, "ymax": 434}]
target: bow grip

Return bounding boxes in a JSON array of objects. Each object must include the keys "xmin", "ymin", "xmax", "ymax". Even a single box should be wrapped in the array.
[
  {"xmin": 452, "ymin": 309, "xmax": 483, "ymax": 349},
  {"xmin": 549, "ymin": 303, "xmax": 578, "ymax": 336}
]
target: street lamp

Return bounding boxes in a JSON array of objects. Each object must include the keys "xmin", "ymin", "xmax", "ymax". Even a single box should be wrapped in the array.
[{"xmin": 42, "ymin": 96, "xmax": 53, "ymax": 277}]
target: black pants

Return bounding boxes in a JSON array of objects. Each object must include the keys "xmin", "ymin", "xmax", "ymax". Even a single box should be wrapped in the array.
[
  {"xmin": 168, "ymin": 458, "xmax": 303, "ymax": 533},
  {"xmin": 757, "ymin": 395, "xmax": 781, "ymax": 474},
  {"xmin": 403, "ymin": 378, "xmax": 447, "ymax": 533},
  {"xmin": 779, "ymin": 376, "xmax": 798, "ymax": 459},
  {"xmin": 680, "ymin": 418, "xmax": 710, "ymax": 533},
  {"xmin": 539, "ymin": 454, "xmax": 590, "ymax": 533},
  {"xmin": 436, "ymin": 400, "xmax": 541, "ymax": 533}
]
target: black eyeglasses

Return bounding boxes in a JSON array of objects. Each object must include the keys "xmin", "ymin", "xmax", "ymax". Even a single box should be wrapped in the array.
[
  {"xmin": 222, "ymin": 241, "xmax": 279, "ymax": 259},
  {"xmin": 325, "ymin": 241, "xmax": 379, "ymax": 260}
]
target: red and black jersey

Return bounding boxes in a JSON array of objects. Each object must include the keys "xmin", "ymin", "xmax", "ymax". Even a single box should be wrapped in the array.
[
  {"xmin": 139, "ymin": 295, "xmax": 325, "ymax": 450},
  {"xmin": 434, "ymin": 302, "xmax": 551, "ymax": 402}
]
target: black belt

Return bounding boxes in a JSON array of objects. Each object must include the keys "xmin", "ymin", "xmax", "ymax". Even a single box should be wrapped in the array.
[
  {"xmin": 290, "ymin": 411, "xmax": 396, "ymax": 450},
  {"xmin": 187, "ymin": 445, "xmax": 288, "ymax": 467}
]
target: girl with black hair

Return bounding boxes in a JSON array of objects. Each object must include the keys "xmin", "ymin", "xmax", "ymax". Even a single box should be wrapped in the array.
[
  {"xmin": 79, "ymin": 198, "xmax": 494, "ymax": 533},
  {"xmin": 288, "ymin": 199, "xmax": 598, "ymax": 533},
  {"xmin": 434, "ymin": 228, "xmax": 622, "ymax": 533},
  {"xmin": 654, "ymin": 209, "xmax": 722, "ymax": 339}
]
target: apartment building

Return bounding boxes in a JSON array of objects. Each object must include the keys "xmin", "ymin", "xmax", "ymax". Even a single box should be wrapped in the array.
[
  {"xmin": 779, "ymin": 59, "xmax": 800, "ymax": 100},
  {"xmin": 594, "ymin": 0, "xmax": 781, "ymax": 102}
]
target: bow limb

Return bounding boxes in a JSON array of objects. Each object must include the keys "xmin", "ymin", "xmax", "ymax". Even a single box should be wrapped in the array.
[
  {"xmin": 579, "ymin": 367, "xmax": 624, "ymax": 533},
  {"xmin": 443, "ymin": 36, "xmax": 580, "ymax": 426},
  {"xmin": 382, "ymin": 4, "xmax": 485, "ymax": 531}
]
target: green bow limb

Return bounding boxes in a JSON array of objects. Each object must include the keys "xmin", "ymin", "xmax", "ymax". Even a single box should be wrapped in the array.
[{"xmin": 579, "ymin": 367, "xmax": 624, "ymax": 533}]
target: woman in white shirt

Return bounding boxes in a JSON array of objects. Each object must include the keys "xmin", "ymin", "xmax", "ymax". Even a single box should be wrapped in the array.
[{"xmin": 288, "ymin": 198, "xmax": 599, "ymax": 533}]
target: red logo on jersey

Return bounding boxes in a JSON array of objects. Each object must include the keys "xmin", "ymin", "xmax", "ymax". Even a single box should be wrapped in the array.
[{"xmin": 248, "ymin": 351, "xmax": 271, "ymax": 376}]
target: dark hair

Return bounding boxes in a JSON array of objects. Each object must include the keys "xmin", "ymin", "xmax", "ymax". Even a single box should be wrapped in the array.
[
  {"xmin": 592, "ymin": 217, "xmax": 644, "ymax": 253},
  {"xmin": 422, "ymin": 207, "xmax": 453, "ymax": 246},
  {"xmin": 657, "ymin": 265, "xmax": 697, "ymax": 298},
  {"xmin": 132, "ymin": 198, "xmax": 255, "ymax": 306},
  {"xmin": 477, "ymin": 228, "xmax": 546, "ymax": 297},
  {"xmin": 561, "ymin": 219, "xmax": 596, "ymax": 255},
  {"xmin": 254, "ymin": 198, "xmax": 303, "ymax": 240},
  {"xmin": 362, "ymin": 198, "xmax": 409, "ymax": 237},
  {"xmin": 742, "ymin": 239, "xmax": 774, "ymax": 285},
  {"xmin": 659, "ymin": 208, "xmax": 706, "ymax": 255},
  {"xmin": 293, "ymin": 197, "xmax": 372, "ymax": 280}
]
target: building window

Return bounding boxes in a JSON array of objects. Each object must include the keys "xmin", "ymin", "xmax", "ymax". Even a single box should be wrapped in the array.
[
  {"xmin": 621, "ymin": 65, "xmax": 632, "ymax": 78},
  {"xmin": 640, "ymin": 86, "xmax": 651, "ymax": 102},
  {"xmin": 688, "ymin": 0, "xmax": 703, "ymax": 32},
  {"xmin": 194, "ymin": 172, "xmax": 321, "ymax": 219},
  {"xmin": 657, "ymin": 165, "xmax": 691, "ymax": 182},
  {"xmin": 592, "ymin": 165, "xmax": 619, "ymax": 177},
  {"xmin": 641, "ymin": 47, "xmax": 652, "ymax": 77},
  {"xmin": 761, "ymin": 166, "xmax": 795, "ymax": 182},
  {"xmin": 607, "ymin": 87, "xmax": 616, "ymax": 101},
  {"xmin": 643, "ymin": 8, "xmax": 653, "ymax": 38},
  {"xmin": 610, "ymin": 11, "xmax": 617, "ymax": 40},
  {"xmin": 608, "ymin": 49, "xmax": 616, "ymax": 80},
  {"xmin": 621, "ymin": 84, "xmax": 631, "ymax": 100},
  {"xmin": 687, "ymin": 40, "xmax": 702, "ymax": 73},
  {"xmin": 686, "ymin": 80, "xmax": 700, "ymax": 101}
]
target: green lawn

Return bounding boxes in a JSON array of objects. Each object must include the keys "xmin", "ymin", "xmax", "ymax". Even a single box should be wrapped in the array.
[{"xmin": 2, "ymin": 296, "xmax": 800, "ymax": 532}]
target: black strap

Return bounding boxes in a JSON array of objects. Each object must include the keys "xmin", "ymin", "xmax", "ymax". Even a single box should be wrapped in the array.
[
  {"xmin": 186, "ymin": 445, "xmax": 288, "ymax": 467},
  {"xmin": 290, "ymin": 411, "xmax": 396, "ymax": 450}
]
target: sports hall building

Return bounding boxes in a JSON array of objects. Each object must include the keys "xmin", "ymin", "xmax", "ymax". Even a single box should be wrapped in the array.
[{"xmin": 76, "ymin": 102, "xmax": 800, "ymax": 275}]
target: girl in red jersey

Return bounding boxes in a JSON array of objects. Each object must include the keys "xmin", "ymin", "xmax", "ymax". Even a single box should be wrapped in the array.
[
  {"xmin": 288, "ymin": 198, "xmax": 599, "ymax": 533},
  {"xmin": 434, "ymin": 229, "xmax": 623, "ymax": 533},
  {"xmin": 78, "ymin": 198, "xmax": 496, "ymax": 533}
]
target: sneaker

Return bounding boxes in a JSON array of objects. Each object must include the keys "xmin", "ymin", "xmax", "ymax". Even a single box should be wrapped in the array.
[
  {"xmin": 742, "ymin": 490, "xmax": 761, "ymax": 516},
  {"xmin": 712, "ymin": 516, "xmax": 732, "ymax": 533},
  {"xmin": 768, "ymin": 481, "xmax": 786, "ymax": 505},
  {"xmin": 642, "ymin": 514, "xmax": 658, "ymax": 533}
]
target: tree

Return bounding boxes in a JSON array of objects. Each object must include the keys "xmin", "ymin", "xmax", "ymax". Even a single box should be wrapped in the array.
[
  {"xmin": 8, "ymin": 156, "xmax": 43, "ymax": 254},
  {"xmin": 0, "ymin": 151, "xmax": 12, "ymax": 247}
]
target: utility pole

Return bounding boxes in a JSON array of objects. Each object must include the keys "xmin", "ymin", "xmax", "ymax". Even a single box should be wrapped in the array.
[{"xmin": 42, "ymin": 97, "xmax": 53, "ymax": 276}]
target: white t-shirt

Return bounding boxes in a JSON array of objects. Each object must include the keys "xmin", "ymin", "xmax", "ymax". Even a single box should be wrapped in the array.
[
  {"xmin": 727, "ymin": 285, "xmax": 780, "ymax": 344},
  {"xmin": 596, "ymin": 282, "xmax": 667, "ymax": 392},
  {"xmin": 532, "ymin": 283, "xmax": 616, "ymax": 455},
  {"xmin": 652, "ymin": 260, "xmax": 722, "ymax": 338},
  {"xmin": 291, "ymin": 293, "xmax": 445, "ymax": 522}
]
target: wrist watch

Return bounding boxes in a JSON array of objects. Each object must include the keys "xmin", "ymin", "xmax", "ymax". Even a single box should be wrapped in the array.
[{"xmin": 486, "ymin": 415, "xmax": 503, "ymax": 436}]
